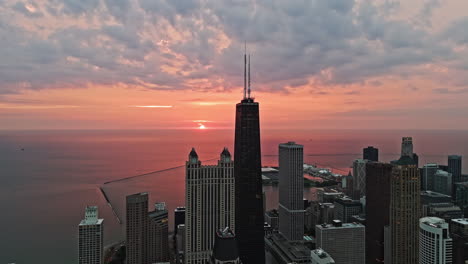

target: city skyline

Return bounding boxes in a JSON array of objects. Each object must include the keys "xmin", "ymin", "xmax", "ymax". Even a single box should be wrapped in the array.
[{"xmin": 1, "ymin": 1, "xmax": 468, "ymax": 130}]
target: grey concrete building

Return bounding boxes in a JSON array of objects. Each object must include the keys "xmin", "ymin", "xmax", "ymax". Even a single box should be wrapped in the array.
[
  {"xmin": 147, "ymin": 202, "xmax": 169, "ymax": 263},
  {"xmin": 126, "ymin": 193, "xmax": 149, "ymax": 264},
  {"xmin": 333, "ymin": 197, "xmax": 362, "ymax": 223},
  {"xmin": 185, "ymin": 148, "xmax": 235, "ymax": 264},
  {"xmin": 78, "ymin": 206, "xmax": 103, "ymax": 264},
  {"xmin": 390, "ymin": 158, "xmax": 421, "ymax": 264},
  {"xmin": 279, "ymin": 142, "xmax": 305, "ymax": 241}
]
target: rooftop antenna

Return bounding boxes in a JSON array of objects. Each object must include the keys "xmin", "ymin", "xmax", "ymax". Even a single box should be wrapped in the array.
[
  {"xmin": 243, "ymin": 42, "xmax": 247, "ymax": 100},
  {"xmin": 248, "ymin": 54, "xmax": 251, "ymax": 99}
]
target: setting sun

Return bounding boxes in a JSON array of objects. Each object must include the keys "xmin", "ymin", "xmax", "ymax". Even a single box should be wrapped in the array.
[{"xmin": 198, "ymin": 123, "xmax": 206, "ymax": 129}]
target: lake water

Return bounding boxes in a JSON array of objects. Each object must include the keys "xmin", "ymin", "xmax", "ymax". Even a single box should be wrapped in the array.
[{"xmin": 0, "ymin": 129, "xmax": 467, "ymax": 263}]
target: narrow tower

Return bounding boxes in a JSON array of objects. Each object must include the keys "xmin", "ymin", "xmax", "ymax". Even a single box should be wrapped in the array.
[{"xmin": 234, "ymin": 52, "xmax": 265, "ymax": 263}]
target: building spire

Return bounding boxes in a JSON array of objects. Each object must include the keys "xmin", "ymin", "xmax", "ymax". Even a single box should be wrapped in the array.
[
  {"xmin": 243, "ymin": 42, "xmax": 247, "ymax": 100},
  {"xmin": 248, "ymin": 54, "xmax": 251, "ymax": 99}
]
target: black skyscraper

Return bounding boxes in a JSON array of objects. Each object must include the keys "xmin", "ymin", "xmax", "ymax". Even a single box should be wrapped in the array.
[
  {"xmin": 365, "ymin": 162, "xmax": 393, "ymax": 264},
  {"xmin": 363, "ymin": 146, "xmax": 378, "ymax": 162},
  {"xmin": 234, "ymin": 53, "xmax": 265, "ymax": 264}
]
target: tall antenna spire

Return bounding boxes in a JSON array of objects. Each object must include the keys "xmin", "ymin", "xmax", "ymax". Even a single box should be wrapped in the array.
[
  {"xmin": 248, "ymin": 54, "xmax": 251, "ymax": 99},
  {"xmin": 243, "ymin": 42, "xmax": 247, "ymax": 99}
]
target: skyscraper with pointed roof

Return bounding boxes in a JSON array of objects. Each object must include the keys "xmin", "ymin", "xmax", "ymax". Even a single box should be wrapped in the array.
[
  {"xmin": 234, "ymin": 51, "xmax": 265, "ymax": 264},
  {"xmin": 185, "ymin": 147, "xmax": 235, "ymax": 264}
]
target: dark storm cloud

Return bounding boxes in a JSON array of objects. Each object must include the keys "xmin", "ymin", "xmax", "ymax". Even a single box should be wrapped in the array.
[{"xmin": 0, "ymin": 0, "xmax": 467, "ymax": 94}]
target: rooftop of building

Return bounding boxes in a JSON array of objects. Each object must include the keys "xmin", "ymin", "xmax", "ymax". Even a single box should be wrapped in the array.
[
  {"xmin": 213, "ymin": 227, "xmax": 239, "ymax": 261},
  {"xmin": 311, "ymin": 248, "xmax": 334, "ymax": 260},
  {"xmin": 421, "ymin": 191, "xmax": 452, "ymax": 198},
  {"xmin": 279, "ymin": 141, "xmax": 303, "ymax": 148},
  {"xmin": 423, "ymin": 163, "xmax": 439, "ymax": 167},
  {"xmin": 455, "ymin": 181, "xmax": 468, "ymax": 187},
  {"xmin": 451, "ymin": 218, "xmax": 468, "ymax": 225},
  {"xmin": 394, "ymin": 155, "xmax": 417, "ymax": 166},
  {"xmin": 420, "ymin": 217, "xmax": 448, "ymax": 228},
  {"xmin": 435, "ymin": 170, "xmax": 451, "ymax": 176},
  {"xmin": 316, "ymin": 220, "xmax": 364, "ymax": 230},
  {"xmin": 448, "ymin": 155, "xmax": 462, "ymax": 159},
  {"xmin": 266, "ymin": 233, "xmax": 311, "ymax": 260},
  {"xmin": 79, "ymin": 218, "xmax": 104, "ymax": 226},
  {"xmin": 432, "ymin": 205, "xmax": 462, "ymax": 213},
  {"xmin": 266, "ymin": 209, "xmax": 279, "ymax": 217},
  {"xmin": 335, "ymin": 197, "xmax": 361, "ymax": 205}
]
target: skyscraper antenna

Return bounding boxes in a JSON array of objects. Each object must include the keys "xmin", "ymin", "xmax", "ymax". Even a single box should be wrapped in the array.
[
  {"xmin": 248, "ymin": 54, "xmax": 251, "ymax": 99},
  {"xmin": 243, "ymin": 42, "xmax": 247, "ymax": 99}
]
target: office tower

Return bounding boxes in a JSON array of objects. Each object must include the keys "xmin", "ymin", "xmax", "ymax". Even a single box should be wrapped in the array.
[
  {"xmin": 126, "ymin": 192, "xmax": 149, "ymax": 264},
  {"xmin": 363, "ymin": 146, "xmax": 379, "ymax": 162},
  {"xmin": 450, "ymin": 219, "xmax": 468, "ymax": 264},
  {"xmin": 352, "ymin": 159, "xmax": 367, "ymax": 198},
  {"xmin": 234, "ymin": 53, "xmax": 265, "ymax": 264},
  {"xmin": 186, "ymin": 148, "xmax": 235, "ymax": 263},
  {"xmin": 265, "ymin": 209, "xmax": 279, "ymax": 230},
  {"xmin": 148, "ymin": 202, "xmax": 169, "ymax": 263},
  {"xmin": 454, "ymin": 182, "xmax": 468, "ymax": 216},
  {"xmin": 401, "ymin": 137, "xmax": 414, "ymax": 157},
  {"xmin": 397, "ymin": 137, "xmax": 419, "ymax": 166},
  {"xmin": 176, "ymin": 224, "xmax": 186, "ymax": 264},
  {"xmin": 419, "ymin": 217, "xmax": 453, "ymax": 264},
  {"xmin": 422, "ymin": 163, "xmax": 439, "ymax": 191},
  {"xmin": 434, "ymin": 170, "xmax": 453, "ymax": 196},
  {"xmin": 78, "ymin": 206, "xmax": 103, "ymax": 264},
  {"xmin": 173, "ymin": 206, "xmax": 186, "ymax": 258},
  {"xmin": 279, "ymin": 142, "xmax": 304, "ymax": 241},
  {"xmin": 421, "ymin": 191, "xmax": 454, "ymax": 217},
  {"xmin": 211, "ymin": 228, "xmax": 241, "ymax": 264},
  {"xmin": 448, "ymin": 155, "xmax": 462, "ymax": 184},
  {"xmin": 333, "ymin": 198, "xmax": 362, "ymax": 223},
  {"xmin": 390, "ymin": 158, "xmax": 421, "ymax": 264},
  {"xmin": 174, "ymin": 207, "xmax": 185, "ymax": 234},
  {"xmin": 365, "ymin": 162, "xmax": 392, "ymax": 264},
  {"xmin": 311, "ymin": 248, "xmax": 335, "ymax": 264},
  {"xmin": 427, "ymin": 203, "xmax": 463, "ymax": 223},
  {"xmin": 315, "ymin": 220, "xmax": 365, "ymax": 264}
]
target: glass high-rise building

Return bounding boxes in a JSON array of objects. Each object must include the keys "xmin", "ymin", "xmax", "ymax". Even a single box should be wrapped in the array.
[
  {"xmin": 363, "ymin": 146, "xmax": 379, "ymax": 162},
  {"xmin": 448, "ymin": 155, "xmax": 462, "ymax": 183},
  {"xmin": 234, "ymin": 53, "xmax": 265, "ymax": 264},
  {"xmin": 365, "ymin": 162, "xmax": 392, "ymax": 264}
]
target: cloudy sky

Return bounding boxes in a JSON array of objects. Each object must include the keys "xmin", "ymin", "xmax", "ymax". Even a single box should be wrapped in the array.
[{"xmin": 1, "ymin": 0, "xmax": 468, "ymax": 130}]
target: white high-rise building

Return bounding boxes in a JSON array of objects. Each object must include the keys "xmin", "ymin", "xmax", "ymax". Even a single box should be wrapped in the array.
[
  {"xmin": 352, "ymin": 159, "xmax": 367, "ymax": 197},
  {"xmin": 316, "ymin": 220, "xmax": 365, "ymax": 264},
  {"xmin": 78, "ymin": 206, "xmax": 104, "ymax": 264},
  {"xmin": 185, "ymin": 148, "xmax": 235, "ymax": 264},
  {"xmin": 419, "ymin": 217, "xmax": 453, "ymax": 264},
  {"xmin": 279, "ymin": 142, "xmax": 304, "ymax": 241}
]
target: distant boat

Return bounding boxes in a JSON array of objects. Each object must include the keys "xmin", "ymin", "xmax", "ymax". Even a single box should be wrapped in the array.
[{"xmin": 21, "ymin": 148, "xmax": 24, "ymax": 151}]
